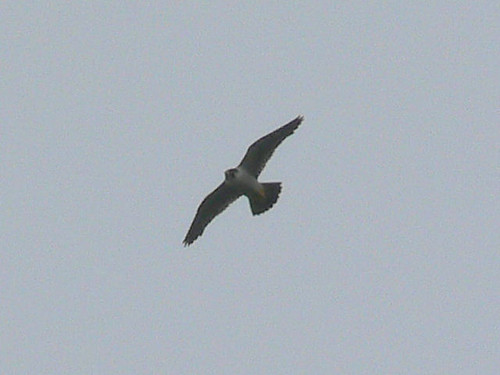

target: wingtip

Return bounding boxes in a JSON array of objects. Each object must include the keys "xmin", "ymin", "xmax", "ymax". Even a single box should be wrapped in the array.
[
  {"xmin": 289, "ymin": 115, "xmax": 304, "ymax": 133},
  {"xmin": 291, "ymin": 115, "xmax": 304, "ymax": 129}
]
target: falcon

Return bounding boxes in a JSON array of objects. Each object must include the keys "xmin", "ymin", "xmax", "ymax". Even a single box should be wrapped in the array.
[{"xmin": 183, "ymin": 115, "xmax": 304, "ymax": 246}]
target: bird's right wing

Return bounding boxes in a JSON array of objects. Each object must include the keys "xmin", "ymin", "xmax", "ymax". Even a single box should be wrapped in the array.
[{"xmin": 183, "ymin": 182, "xmax": 242, "ymax": 246}]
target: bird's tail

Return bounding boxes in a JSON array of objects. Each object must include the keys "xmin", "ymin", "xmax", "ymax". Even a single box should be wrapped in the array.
[{"xmin": 249, "ymin": 182, "xmax": 282, "ymax": 215}]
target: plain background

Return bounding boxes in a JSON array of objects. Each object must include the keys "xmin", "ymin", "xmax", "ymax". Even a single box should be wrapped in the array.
[{"xmin": 2, "ymin": 2, "xmax": 499, "ymax": 374}]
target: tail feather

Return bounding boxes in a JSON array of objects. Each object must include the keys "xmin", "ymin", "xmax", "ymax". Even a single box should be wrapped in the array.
[{"xmin": 249, "ymin": 182, "xmax": 282, "ymax": 215}]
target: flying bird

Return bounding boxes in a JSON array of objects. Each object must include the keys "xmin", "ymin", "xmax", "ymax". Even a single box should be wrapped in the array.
[{"xmin": 183, "ymin": 115, "xmax": 304, "ymax": 246}]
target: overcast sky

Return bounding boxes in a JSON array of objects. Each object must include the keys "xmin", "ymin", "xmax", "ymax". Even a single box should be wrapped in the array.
[{"xmin": 2, "ymin": 2, "xmax": 499, "ymax": 374}]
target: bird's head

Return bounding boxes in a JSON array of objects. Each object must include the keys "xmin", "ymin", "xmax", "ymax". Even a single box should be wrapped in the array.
[{"xmin": 224, "ymin": 168, "xmax": 239, "ymax": 181}]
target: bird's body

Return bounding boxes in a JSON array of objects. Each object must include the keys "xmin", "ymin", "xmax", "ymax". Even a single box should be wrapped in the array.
[
  {"xmin": 224, "ymin": 167, "xmax": 263, "ymax": 197},
  {"xmin": 183, "ymin": 115, "xmax": 303, "ymax": 246}
]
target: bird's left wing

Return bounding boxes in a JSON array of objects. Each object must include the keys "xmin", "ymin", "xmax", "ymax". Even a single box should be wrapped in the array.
[
  {"xmin": 238, "ymin": 115, "xmax": 303, "ymax": 177},
  {"xmin": 183, "ymin": 182, "xmax": 242, "ymax": 246}
]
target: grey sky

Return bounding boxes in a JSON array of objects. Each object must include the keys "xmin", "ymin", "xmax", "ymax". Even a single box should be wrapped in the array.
[{"xmin": 2, "ymin": 2, "xmax": 499, "ymax": 374}]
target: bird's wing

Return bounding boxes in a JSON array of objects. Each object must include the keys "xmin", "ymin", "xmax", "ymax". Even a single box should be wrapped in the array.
[
  {"xmin": 183, "ymin": 182, "xmax": 242, "ymax": 246},
  {"xmin": 238, "ymin": 115, "xmax": 303, "ymax": 177}
]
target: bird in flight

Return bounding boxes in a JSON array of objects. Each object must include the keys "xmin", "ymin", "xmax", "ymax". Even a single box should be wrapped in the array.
[{"xmin": 183, "ymin": 115, "xmax": 304, "ymax": 246}]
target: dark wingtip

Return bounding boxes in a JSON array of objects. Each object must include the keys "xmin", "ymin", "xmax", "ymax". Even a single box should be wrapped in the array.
[{"xmin": 290, "ymin": 115, "xmax": 304, "ymax": 132}]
